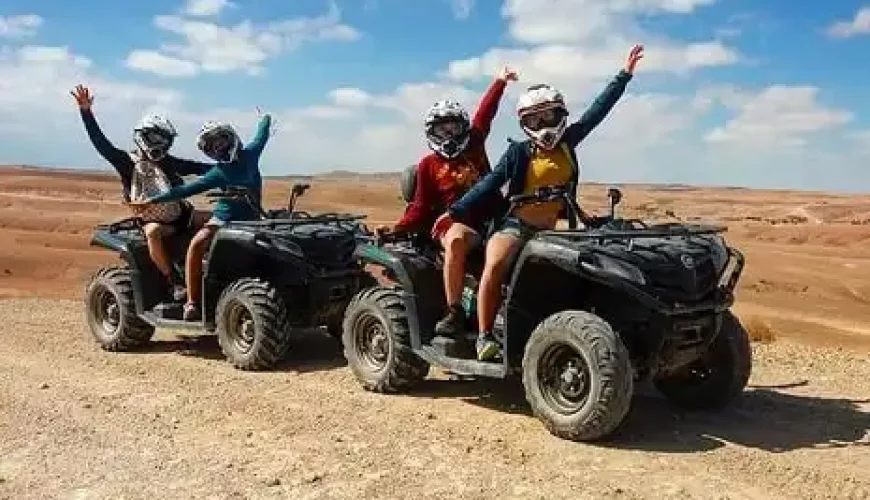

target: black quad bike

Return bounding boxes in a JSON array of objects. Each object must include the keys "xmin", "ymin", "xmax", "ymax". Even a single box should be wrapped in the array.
[
  {"xmin": 84, "ymin": 181, "xmax": 374, "ymax": 371},
  {"xmin": 342, "ymin": 169, "xmax": 750, "ymax": 442}
]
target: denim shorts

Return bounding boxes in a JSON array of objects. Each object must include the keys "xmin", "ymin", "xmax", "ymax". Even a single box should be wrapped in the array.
[{"xmin": 492, "ymin": 216, "xmax": 541, "ymax": 242}]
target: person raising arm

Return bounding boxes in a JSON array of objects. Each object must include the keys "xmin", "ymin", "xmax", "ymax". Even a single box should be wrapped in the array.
[
  {"xmin": 130, "ymin": 111, "xmax": 273, "ymax": 321},
  {"xmin": 71, "ymin": 84, "xmax": 212, "ymax": 302},
  {"xmin": 382, "ymin": 66, "xmax": 518, "ymax": 339},
  {"xmin": 434, "ymin": 45, "xmax": 645, "ymax": 361}
]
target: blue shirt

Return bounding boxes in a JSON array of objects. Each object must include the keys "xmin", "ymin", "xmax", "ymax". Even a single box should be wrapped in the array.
[{"xmin": 150, "ymin": 115, "xmax": 272, "ymax": 222}]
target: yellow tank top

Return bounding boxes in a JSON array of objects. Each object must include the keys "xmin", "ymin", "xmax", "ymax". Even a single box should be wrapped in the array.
[{"xmin": 514, "ymin": 144, "xmax": 574, "ymax": 228}]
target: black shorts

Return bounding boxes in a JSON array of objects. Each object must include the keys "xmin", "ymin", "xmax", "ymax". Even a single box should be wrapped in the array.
[{"xmin": 169, "ymin": 201, "xmax": 195, "ymax": 233}]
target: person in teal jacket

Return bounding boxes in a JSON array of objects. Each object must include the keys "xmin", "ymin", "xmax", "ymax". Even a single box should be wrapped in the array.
[
  {"xmin": 432, "ymin": 44, "xmax": 644, "ymax": 361},
  {"xmin": 131, "ymin": 111, "xmax": 273, "ymax": 321}
]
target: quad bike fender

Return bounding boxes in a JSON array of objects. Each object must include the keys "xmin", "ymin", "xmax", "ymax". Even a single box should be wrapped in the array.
[
  {"xmin": 90, "ymin": 230, "xmax": 134, "ymax": 263},
  {"xmin": 353, "ymin": 243, "xmax": 429, "ymax": 349}
]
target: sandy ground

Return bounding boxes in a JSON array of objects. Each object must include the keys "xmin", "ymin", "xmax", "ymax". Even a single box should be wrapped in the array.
[{"xmin": 0, "ymin": 165, "xmax": 869, "ymax": 499}]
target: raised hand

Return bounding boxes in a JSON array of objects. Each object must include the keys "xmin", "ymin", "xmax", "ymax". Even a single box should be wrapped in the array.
[
  {"xmin": 624, "ymin": 44, "xmax": 644, "ymax": 75},
  {"xmin": 497, "ymin": 65, "xmax": 518, "ymax": 83},
  {"xmin": 70, "ymin": 84, "xmax": 93, "ymax": 110}
]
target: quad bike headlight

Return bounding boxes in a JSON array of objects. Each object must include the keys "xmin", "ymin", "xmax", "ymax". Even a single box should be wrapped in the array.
[{"xmin": 581, "ymin": 254, "xmax": 647, "ymax": 285}]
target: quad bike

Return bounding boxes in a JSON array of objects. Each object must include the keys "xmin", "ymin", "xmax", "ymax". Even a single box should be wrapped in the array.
[
  {"xmin": 84, "ymin": 181, "xmax": 374, "ymax": 371},
  {"xmin": 342, "ymin": 167, "xmax": 750, "ymax": 442}
]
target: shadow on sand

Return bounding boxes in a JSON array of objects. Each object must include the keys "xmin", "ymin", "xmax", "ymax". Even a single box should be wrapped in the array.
[
  {"xmin": 129, "ymin": 327, "xmax": 348, "ymax": 373},
  {"xmin": 407, "ymin": 376, "xmax": 870, "ymax": 453}
]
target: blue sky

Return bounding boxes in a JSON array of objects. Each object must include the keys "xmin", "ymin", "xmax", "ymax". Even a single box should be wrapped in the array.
[{"xmin": 0, "ymin": 0, "xmax": 869, "ymax": 192}]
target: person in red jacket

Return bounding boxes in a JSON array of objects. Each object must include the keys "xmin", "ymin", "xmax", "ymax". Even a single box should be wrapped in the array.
[{"xmin": 381, "ymin": 66, "xmax": 517, "ymax": 338}]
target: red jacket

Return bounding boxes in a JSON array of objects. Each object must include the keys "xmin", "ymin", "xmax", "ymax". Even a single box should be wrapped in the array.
[{"xmin": 394, "ymin": 78, "xmax": 508, "ymax": 234}]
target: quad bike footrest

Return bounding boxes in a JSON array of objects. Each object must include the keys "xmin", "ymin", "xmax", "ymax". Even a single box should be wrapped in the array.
[{"xmin": 430, "ymin": 335, "xmax": 475, "ymax": 359}]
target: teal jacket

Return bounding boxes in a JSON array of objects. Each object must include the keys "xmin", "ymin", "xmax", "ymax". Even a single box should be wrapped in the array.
[
  {"xmin": 448, "ymin": 70, "xmax": 633, "ymax": 229},
  {"xmin": 150, "ymin": 115, "xmax": 272, "ymax": 222}
]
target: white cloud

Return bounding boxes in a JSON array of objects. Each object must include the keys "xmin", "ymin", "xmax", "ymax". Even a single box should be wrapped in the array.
[
  {"xmin": 827, "ymin": 7, "xmax": 870, "ymax": 38},
  {"xmin": 443, "ymin": 0, "xmax": 740, "ymax": 105},
  {"xmin": 0, "ymin": 15, "xmax": 42, "ymax": 39},
  {"xmin": 447, "ymin": 0, "xmax": 475, "ymax": 19},
  {"xmin": 445, "ymin": 39, "xmax": 738, "ymax": 86},
  {"xmin": 0, "ymin": 45, "xmax": 178, "ymax": 113},
  {"xmin": 127, "ymin": 3, "xmax": 361, "ymax": 77},
  {"xmin": 329, "ymin": 87, "xmax": 373, "ymax": 107},
  {"xmin": 704, "ymin": 85, "xmax": 852, "ymax": 147},
  {"xmin": 125, "ymin": 50, "xmax": 199, "ymax": 77},
  {"xmin": 184, "ymin": 0, "xmax": 234, "ymax": 17},
  {"xmin": 1, "ymin": 1, "xmax": 868, "ymax": 194},
  {"xmin": 501, "ymin": 0, "xmax": 715, "ymax": 44}
]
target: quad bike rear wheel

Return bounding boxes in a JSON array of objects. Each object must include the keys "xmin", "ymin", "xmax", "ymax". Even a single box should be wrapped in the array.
[
  {"xmin": 84, "ymin": 266, "xmax": 155, "ymax": 351},
  {"xmin": 215, "ymin": 278, "xmax": 291, "ymax": 371},
  {"xmin": 342, "ymin": 286, "xmax": 429, "ymax": 392},
  {"xmin": 653, "ymin": 311, "xmax": 751, "ymax": 410},
  {"xmin": 522, "ymin": 310, "xmax": 633, "ymax": 442}
]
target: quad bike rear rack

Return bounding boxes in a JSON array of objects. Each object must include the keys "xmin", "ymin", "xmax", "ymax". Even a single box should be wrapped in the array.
[
  {"xmin": 539, "ymin": 222, "xmax": 728, "ymax": 241},
  {"xmin": 229, "ymin": 214, "xmax": 367, "ymax": 229}
]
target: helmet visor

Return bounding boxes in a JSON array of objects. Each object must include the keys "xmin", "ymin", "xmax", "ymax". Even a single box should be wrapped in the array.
[
  {"xmin": 135, "ymin": 128, "xmax": 172, "ymax": 149},
  {"xmin": 520, "ymin": 107, "xmax": 566, "ymax": 132},
  {"xmin": 429, "ymin": 119, "xmax": 467, "ymax": 141},
  {"xmin": 200, "ymin": 129, "xmax": 236, "ymax": 162}
]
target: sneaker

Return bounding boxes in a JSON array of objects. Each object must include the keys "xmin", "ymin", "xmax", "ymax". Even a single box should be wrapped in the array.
[
  {"xmin": 183, "ymin": 302, "xmax": 201, "ymax": 322},
  {"xmin": 475, "ymin": 332, "xmax": 500, "ymax": 361},
  {"xmin": 434, "ymin": 304, "xmax": 465, "ymax": 338}
]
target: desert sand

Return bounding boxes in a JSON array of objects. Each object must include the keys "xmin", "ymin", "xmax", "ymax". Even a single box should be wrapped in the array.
[{"xmin": 0, "ymin": 165, "xmax": 868, "ymax": 499}]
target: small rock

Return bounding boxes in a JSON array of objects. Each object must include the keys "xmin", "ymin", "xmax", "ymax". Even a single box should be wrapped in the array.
[
  {"xmin": 171, "ymin": 418, "xmax": 181, "ymax": 425},
  {"xmin": 82, "ymin": 403, "xmax": 92, "ymax": 409},
  {"xmin": 426, "ymin": 413, "xmax": 436, "ymax": 420},
  {"xmin": 264, "ymin": 478, "xmax": 281, "ymax": 487},
  {"xmin": 304, "ymin": 473, "xmax": 323, "ymax": 484},
  {"xmin": 245, "ymin": 430, "xmax": 254, "ymax": 438},
  {"xmin": 39, "ymin": 383, "xmax": 49, "ymax": 390},
  {"xmin": 3, "ymin": 269, "xmax": 11, "ymax": 275}
]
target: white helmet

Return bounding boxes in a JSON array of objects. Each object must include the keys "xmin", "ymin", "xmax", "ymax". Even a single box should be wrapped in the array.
[
  {"xmin": 133, "ymin": 113, "xmax": 177, "ymax": 161},
  {"xmin": 516, "ymin": 84, "xmax": 568, "ymax": 150},
  {"xmin": 196, "ymin": 121, "xmax": 240, "ymax": 163},
  {"xmin": 424, "ymin": 100, "xmax": 471, "ymax": 159}
]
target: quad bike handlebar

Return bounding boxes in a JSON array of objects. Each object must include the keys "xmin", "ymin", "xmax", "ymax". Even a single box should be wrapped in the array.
[{"xmin": 508, "ymin": 185, "xmax": 625, "ymax": 228}]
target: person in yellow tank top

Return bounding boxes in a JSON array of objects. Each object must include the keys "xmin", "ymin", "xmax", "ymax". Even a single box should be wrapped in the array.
[
  {"xmin": 435, "ymin": 44, "xmax": 645, "ymax": 361},
  {"xmin": 514, "ymin": 144, "xmax": 574, "ymax": 229}
]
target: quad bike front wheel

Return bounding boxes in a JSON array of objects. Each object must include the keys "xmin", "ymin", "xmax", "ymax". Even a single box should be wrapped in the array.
[
  {"xmin": 326, "ymin": 274, "xmax": 379, "ymax": 342},
  {"xmin": 342, "ymin": 286, "xmax": 429, "ymax": 393},
  {"xmin": 653, "ymin": 311, "xmax": 751, "ymax": 410},
  {"xmin": 522, "ymin": 310, "xmax": 633, "ymax": 442},
  {"xmin": 84, "ymin": 266, "xmax": 155, "ymax": 351},
  {"xmin": 215, "ymin": 278, "xmax": 292, "ymax": 371}
]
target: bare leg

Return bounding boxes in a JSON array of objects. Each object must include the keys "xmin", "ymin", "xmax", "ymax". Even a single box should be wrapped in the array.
[
  {"xmin": 143, "ymin": 222, "xmax": 174, "ymax": 278},
  {"xmin": 440, "ymin": 222, "xmax": 479, "ymax": 306},
  {"xmin": 475, "ymin": 233, "xmax": 523, "ymax": 360},
  {"xmin": 183, "ymin": 225, "xmax": 216, "ymax": 319},
  {"xmin": 434, "ymin": 222, "xmax": 480, "ymax": 337}
]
